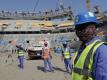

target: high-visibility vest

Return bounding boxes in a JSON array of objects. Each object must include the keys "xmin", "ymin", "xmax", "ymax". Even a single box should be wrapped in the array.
[
  {"xmin": 72, "ymin": 40, "xmax": 105, "ymax": 80},
  {"xmin": 64, "ymin": 48, "xmax": 70, "ymax": 59},
  {"xmin": 18, "ymin": 50, "xmax": 24, "ymax": 56},
  {"xmin": 43, "ymin": 48, "xmax": 50, "ymax": 59}
]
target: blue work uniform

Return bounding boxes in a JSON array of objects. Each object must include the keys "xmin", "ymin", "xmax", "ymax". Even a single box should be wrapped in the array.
[
  {"xmin": 16, "ymin": 45, "xmax": 25, "ymax": 69},
  {"xmin": 75, "ymin": 36, "xmax": 107, "ymax": 80},
  {"xmin": 63, "ymin": 47, "xmax": 72, "ymax": 73},
  {"xmin": 56, "ymin": 47, "xmax": 63, "ymax": 55}
]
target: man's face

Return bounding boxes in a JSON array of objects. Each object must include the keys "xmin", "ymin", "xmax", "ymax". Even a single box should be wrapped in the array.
[
  {"xmin": 75, "ymin": 23, "xmax": 96, "ymax": 42},
  {"xmin": 44, "ymin": 43, "xmax": 48, "ymax": 47}
]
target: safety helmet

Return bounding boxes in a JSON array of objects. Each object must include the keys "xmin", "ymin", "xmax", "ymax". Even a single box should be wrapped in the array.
[{"xmin": 75, "ymin": 12, "xmax": 99, "ymax": 26}]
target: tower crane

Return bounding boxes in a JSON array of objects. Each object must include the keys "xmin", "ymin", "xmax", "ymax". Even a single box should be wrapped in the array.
[
  {"xmin": 58, "ymin": 0, "xmax": 64, "ymax": 10},
  {"xmin": 56, "ymin": 0, "xmax": 73, "ymax": 20},
  {"xmin": 94, "ymin": 6, "xmax": 100, "ymax": 14},
  {"xmin": 86, "ymin": 0, "xmax": 90, "ymax": 11},
  {"xmin": 33, "ymin": 0, "xmax": 39, "ymax": 11}
]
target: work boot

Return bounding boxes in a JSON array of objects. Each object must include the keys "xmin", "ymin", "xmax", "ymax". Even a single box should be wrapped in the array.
[
  {"xmin": 43, "ymin": 69, "xmax": 47, "ymax": 73},
  {"xmin": 66, "ymin": 70, "xmax": 69, "ymax": 73},
  {"xmin": 69, "ymin": 72, "xmax": 72, "ymax": 75},
  {"xmin": 50, "ymin": 69, "xmax": 54, "ymax": 72}
]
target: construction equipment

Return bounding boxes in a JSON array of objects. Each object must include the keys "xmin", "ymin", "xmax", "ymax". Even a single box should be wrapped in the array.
[{"xmin": 86, "ymin": 0, "xmax": 90, "ymax": 11}]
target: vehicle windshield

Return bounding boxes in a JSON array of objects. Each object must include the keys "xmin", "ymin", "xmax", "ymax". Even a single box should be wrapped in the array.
[{"xmin": 33, "ymin": 46, "xmax": 43, "ymax": 47}]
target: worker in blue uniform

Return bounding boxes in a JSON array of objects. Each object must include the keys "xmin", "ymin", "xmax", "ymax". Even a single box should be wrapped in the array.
[
  {"xmin": 16, "ymin": 44, "xmax": 25, "ymax": 69},
  {"xmin": 72, "ymin": 12, "xmax": 107, "ymax": 80},
  {"xmin": 62, "ymin": 43, "xmax": 72, "ymax": 74}
]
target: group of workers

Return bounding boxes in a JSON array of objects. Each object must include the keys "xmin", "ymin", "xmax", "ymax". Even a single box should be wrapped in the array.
[
  {"xmin": 42, "ymin": 11, "xmax": 107, "ymax": 80},
  {"xmin": 15, "ymin": 39, "xmax": 73, "ymax": 75},
  {"xmin": 15, "ymin": 11, "xmax": 107, "ymax": 80},
  {"xmin": 42, "ymin": 41, "xmax": 72, "ymax": 73}
]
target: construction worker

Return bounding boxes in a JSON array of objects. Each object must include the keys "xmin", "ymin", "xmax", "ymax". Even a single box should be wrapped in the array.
[
  {"xmin": 5, "ymin": 50, "xmax": 14, "ymax": 64},
  {"xmin": 62, "ymin": 43, "xmax": 72, "ymax": 74},
  {"xmin": 72, "ymin": 12, "xmax": 107, "ymax": 80},
  {"xmin": 16, "ymin": 44, "xmax": 25, "ymax": 69},
  {"xmin": 56, "ymin": 45, "xmax": 63, "ymax": 56},
  {"xmin": 42, "ymin": 42, "xmax": 54, "ymax": 72}
]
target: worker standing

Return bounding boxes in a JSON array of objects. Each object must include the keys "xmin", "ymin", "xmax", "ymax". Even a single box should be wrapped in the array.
[
  {"xmin": 56, "ymin": 45, "xmax": 63, "ymax": 56},
  {"xmin": 5, "ymin": 52, "xmax": 14, "ymax": 64},
  {"xmin": 16, "ymin": 44, "xmax": 25, "ymax": 69},
  {"xmin": 42, "ymin": 42, "xmax": 54, "ymax": 72},
  {"xmin": 72, "ymin": 12, "xmax": 107, "ymax": 80},
  {"xmin": 62, "ymin": 43, "xmax": 72, "ymax": 74}
]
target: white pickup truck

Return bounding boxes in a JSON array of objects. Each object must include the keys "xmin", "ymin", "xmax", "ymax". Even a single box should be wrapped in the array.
[{"xmin": 27, "ymin": 42, "xmax": 44, "ymax": 59}]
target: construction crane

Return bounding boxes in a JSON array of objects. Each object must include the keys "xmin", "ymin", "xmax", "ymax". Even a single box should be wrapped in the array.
[
  {"xmin": 59, "ymin": 0, "xmax": 64, "ymax": 10},
  {"xmin": 94, "ymin": 5, "xmax": 100, "ymax": 14},
  {"xmin": 86, "ymin": 0, "xmax": 90, "ymax": 11},
  {"xmin": 33, "ymin": 0, "xmax": 39, "ymax": 12},
  {"xmin": 56, "ymin": 0, "xmax": 73, "ymax": 20},
  {"xmin": 93, "ymin": 5, "xmax": 105, "ymax": 22}
]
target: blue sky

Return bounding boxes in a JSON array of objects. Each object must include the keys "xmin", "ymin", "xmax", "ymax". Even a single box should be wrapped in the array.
[{"xmin": 0, "ymin": 0, "xmax": 107, "ymax": 15}]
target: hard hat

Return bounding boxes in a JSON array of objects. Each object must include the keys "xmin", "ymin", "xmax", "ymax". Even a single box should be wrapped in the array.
[{"xmin": 75, "ymin": 12, "xmax": 99, "ymax": 26}]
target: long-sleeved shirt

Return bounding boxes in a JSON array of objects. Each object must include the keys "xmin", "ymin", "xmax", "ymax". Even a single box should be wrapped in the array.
[
  {"xmin": 75, "ymin": 36, "xmax": 107, "ymax": 80},
  {"xmin": 16, "ymin": 45, "xmax": 25, "ymax": 52}
]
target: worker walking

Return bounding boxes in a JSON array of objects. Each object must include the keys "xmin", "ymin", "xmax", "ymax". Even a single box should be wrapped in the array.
[
  {"xmin": 42, "ymin": 42, "xmax": 54, "ymax": 72},
  {"xmin": 16, "ymin": 44, "xmax": 25, "ymax": 69},
  {"xmin": 62, "ymin": 44, "xmax": 72, "ymax": 74},
  {"xmin": 72, "ymin": 12, "xmax": 107, "ymax": 80}
]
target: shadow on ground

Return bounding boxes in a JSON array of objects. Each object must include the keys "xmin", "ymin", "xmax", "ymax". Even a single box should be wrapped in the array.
[
  {"xmin": 26, "ymin": 57, "xmax": 43, "ymax": 60},
  {"xmin": 37, "ymin": 66, "xmax": 66, "ymax": 72}
]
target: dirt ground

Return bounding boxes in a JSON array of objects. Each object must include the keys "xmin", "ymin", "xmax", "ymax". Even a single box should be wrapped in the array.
[{"xmin": 0, "ymin": 52, "xmax": 72, "ymax": 80}]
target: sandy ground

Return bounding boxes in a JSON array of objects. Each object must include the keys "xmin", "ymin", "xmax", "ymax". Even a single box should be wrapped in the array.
[{"xmin": 0, "ymin": 52, "xmax": 72, "ymax": 80}]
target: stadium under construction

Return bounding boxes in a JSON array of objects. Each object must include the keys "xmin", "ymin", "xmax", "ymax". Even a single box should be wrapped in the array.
[
  {"xmin": 0, "ymin": 6, "xmax": 77, "ymax": 53},
  {"xmin": 0, "ymin": 0, "xmax": 107, "ymax": 53}
]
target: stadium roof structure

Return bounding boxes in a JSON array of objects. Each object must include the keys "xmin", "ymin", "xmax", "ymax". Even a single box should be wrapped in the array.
[
  {"xmin": 0, "ymin": 7, "xmax": 73, "ymax": 20},
  {"xmin": 58, "ymin": 21, "xmax": 74, "ymax": 27}
]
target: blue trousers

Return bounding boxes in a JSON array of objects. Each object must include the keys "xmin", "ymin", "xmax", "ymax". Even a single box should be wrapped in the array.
[
  {"xmin": 64, "ymin": 58, "xmax": 72, "ymax": 73},
  {"xmin": 18, "ymin": 56, "xmax": 24, "ymax": 69},
  {"xmin": 43, "ymin": 57, "xmax": 53, "ymax": 71}
]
